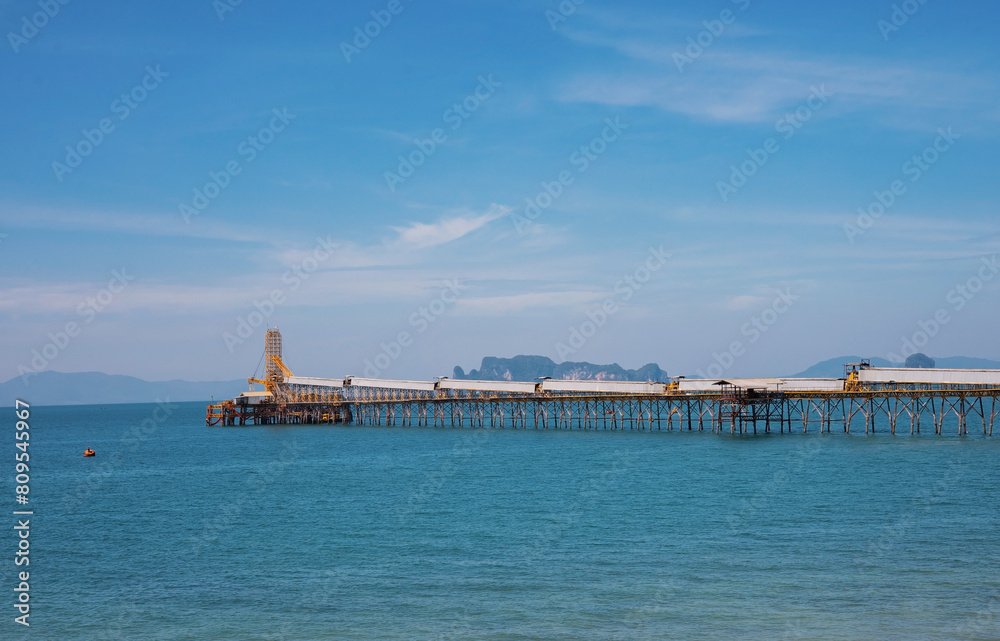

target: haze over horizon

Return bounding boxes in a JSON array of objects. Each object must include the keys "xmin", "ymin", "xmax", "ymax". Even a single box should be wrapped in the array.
[{"xmin": 2, "ymin": 0, "xmax": 998, "ymax": 387}]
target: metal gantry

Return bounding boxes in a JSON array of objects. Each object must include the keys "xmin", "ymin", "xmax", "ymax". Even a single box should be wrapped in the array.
[
  {"xmin": 207, "ymin": 385, "xmax": 1000, "ymax": 436},
  {"xmin": 204, "ymin": 329, "xmax": 1000, "ymax": 435}
]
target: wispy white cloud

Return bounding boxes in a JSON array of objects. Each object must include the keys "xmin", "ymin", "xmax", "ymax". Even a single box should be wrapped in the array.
[
  {"xmin": 390, "ymin": 204, "xmax": 510, "ymax": 250},
  {"xmin": 272, "ymin": 241, "xmax": 399, "ymax": 270},
  {"xmin": 569, "ymin": 5, "xmax": 767, "ymax": 38},
  {"xmin": 0, "ymin": 201, "xmax": 517, "ymax": 272},
  {"xmin": 0, "ymin": 202, "xmax": 277, "ymax": 245},
  {"xmin": 563, "ymin": 24, "xmax": 766, "ymax": 65},
  {"xmin": 0, "ymin": 271, "xmax": 464, "ymax": 316},
  {"xmin": 554, "ymin": 12, "xmax": 997, "ymax": 127},
  {"xmin": 558, "ymin": 53, "xmax": 986, "ymax": 124},
  {"xmin": 724, "ymin": 294, "xmax": 766, "ymax": 311},
  {"xmin": 454, "ymin": 290, "xmax": 602, "ymax": 315}
]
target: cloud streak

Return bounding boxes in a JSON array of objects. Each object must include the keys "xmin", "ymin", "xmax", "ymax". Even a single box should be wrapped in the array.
[
  {"xmin": 390, "ymin": 204, "xmax": 510, "ymax": 250},
  {"xmin": 555, "ymin": 15, "xmax": 997, "ymax": 127},
  {"xmin": 454, "ymin": 290, "xmax": 604, "ymax": 316}
]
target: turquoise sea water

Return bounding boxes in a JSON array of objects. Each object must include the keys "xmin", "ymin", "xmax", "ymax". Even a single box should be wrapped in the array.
[{"xmin": 4, "ymin": 401, "xmax": 1000, "ymax": 640}]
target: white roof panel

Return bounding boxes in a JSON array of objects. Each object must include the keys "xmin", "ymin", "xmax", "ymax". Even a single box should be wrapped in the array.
[
  {"xmin": 286, "ymin": 376, "xmax": 345, "ymax": 388},
  {"xmin": 676, "ymin": 378, "xmax": 844, "ymax": 392},
  {"xmin": 777, "ymin": 378, "xmax": 845, "ymax": 391},
  {"xmin": 438, "ymin": 379, "xmax": 538, "ymax": 393},
  {"xmin": 725, "ymin": 378, "xmax": 782, "ymax": 389},
  {"xmin": 345, "ymin": 378, "xmax": 438, "ymax": 392},
  {"xmin": 237, "ymin": 390, "xmax": 273, "ymax": 404},
  {"xmin": 858, "ymin": 368, "xmax": 1000, "ymax": 386},
  {"xmin": 676, "ymin": 379, "xmax": 724, "ymax": 392},
  {"xmin": 540, "ymin": 380, "xmax": 667, "ymax": 395}
]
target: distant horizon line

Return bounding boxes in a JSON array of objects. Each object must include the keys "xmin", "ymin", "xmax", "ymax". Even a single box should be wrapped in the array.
[{"xmin": 8, "ymin": 352, "xmax": 1000, "ymax": 386}]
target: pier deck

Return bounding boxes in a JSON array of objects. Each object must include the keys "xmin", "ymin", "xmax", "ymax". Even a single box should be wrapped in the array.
[
  {"xmin": 207, "ymin": 386, "xmax": 1000, "ymax": 436},
  {"xmin": 207, "ymin": 330, "xmax": 1000, "ymax": 435}
]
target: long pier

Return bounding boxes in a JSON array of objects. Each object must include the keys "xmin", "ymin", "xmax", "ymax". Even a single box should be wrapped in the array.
[
  {"xmin": 205, "ymin": 328, "xmax": 1000, "ymax": 436},
  {"xmin": 207, "ymin": 331, "xmax": 1000, "ymax": 436},
  {"xmin": 208, "ymin": 383, "xmax": 1000, "ymax": 436}
]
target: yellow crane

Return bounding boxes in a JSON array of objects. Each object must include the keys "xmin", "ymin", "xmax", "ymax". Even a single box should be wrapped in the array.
[{"xmin": 247, "ymin": 328, "xmax": 293, "ymax": 395}]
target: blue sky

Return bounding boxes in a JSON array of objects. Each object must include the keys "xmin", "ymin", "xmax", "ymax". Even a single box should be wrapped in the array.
[{"xmin": 1, "ymin": 0, "xmax": 998, "ymax": 384}]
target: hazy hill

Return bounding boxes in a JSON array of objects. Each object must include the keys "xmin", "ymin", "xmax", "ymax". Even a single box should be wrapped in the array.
[
  {"xmin": 932, "ymin": 356, "xmax": 1000, "ymax": 369},
  {"xmin": 789, "ymin": 356, "xmax": 896, "ymax": 378},
  {"xmin": 454, "ymin": 356, "xmax": 668, "ymax": 382},
  {"xmin": 789, "ymin": 356, "xmax": 1000, "ymax": 378},
  {"xmin": 1, "ymin": 371, "xmax": 246, "ymax": 407},
  {"xmin": 7, "ymin": 353, "xmax": 999, "ymax": 407}
]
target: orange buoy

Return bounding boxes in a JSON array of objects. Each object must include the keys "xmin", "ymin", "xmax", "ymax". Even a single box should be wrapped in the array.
[{"xmin": 83, "ymin": 448, "xmax": 95, "ymax": 457}]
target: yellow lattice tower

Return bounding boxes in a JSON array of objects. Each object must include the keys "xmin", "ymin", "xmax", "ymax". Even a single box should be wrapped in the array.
[{"xmin": 265, "ymin": 327, "xmax": 283, "ymax": 384}]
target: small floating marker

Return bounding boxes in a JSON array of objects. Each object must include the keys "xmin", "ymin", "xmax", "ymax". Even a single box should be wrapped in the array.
[{"xmin": 83, "ymin": 448, "xmax": 95, "ymax": 457}]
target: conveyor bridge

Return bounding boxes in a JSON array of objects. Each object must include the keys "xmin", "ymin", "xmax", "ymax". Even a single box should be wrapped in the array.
[{"xmin": 206, "ymin": 332, "xmax": 1000, "ymax": 436}]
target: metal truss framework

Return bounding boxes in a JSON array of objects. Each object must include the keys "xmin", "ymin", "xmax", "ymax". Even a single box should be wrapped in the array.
[{"xmin": 208, "ymin": 385, "xmax": 1000, "ymax": 436}]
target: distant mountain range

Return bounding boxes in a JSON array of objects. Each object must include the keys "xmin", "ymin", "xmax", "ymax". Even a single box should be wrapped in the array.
[
  {"xmin": 1, "ymin": 371, "xmax": 246, "ymax": 407},
  {"xmin": 454, "ymin": 356, "xmax": 668, "ymax": 382},
  {"xmin": 6, "ymin": 354, "xmax": 1000, "ymax": 406},
  {"xmin": 788, "ymin": 356, "xmax": 1000, "ymax": 379}
]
